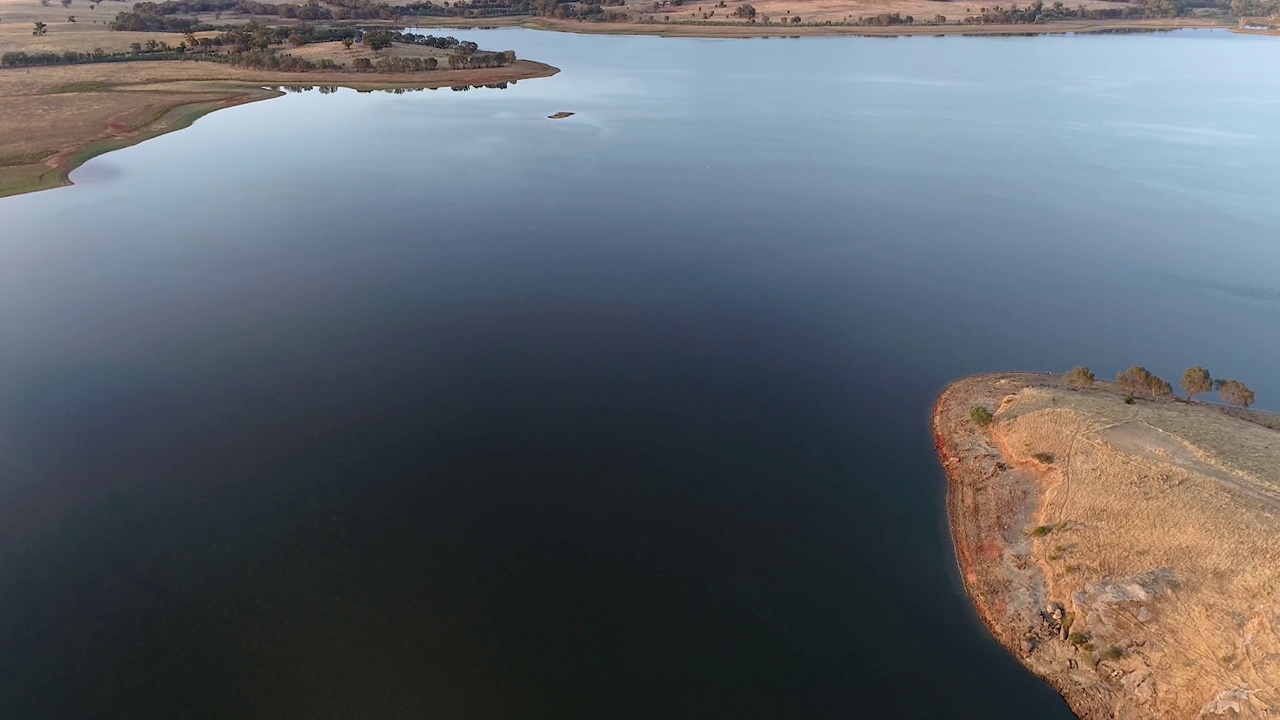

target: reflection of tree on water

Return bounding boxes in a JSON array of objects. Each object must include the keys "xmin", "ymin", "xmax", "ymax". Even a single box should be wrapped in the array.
[{"xmin": 277, "ymin": 81, "xmax": 513, "ymax": 95}]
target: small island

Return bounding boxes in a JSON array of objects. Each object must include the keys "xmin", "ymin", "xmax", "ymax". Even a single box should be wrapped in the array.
[
  {"xmin": 0, "ymin": 5, "xmax": 560, "ymax": 199},
  {"xmin": 934, "ymin": 370, "xmax": 1279, "ymax": 718}
]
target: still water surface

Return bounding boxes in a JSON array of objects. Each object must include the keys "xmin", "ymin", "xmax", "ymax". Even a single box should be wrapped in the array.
[{"xmin": 2, "ymin": 28, "xmax": 1279, "ymax": 718}]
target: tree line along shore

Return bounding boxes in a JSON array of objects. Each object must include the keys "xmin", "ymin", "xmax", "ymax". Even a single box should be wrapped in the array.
[
  {"xmin": 1065, "ymin": 364, "xmax": 1255, "ymax": 406},
  {"xmin": 970, "ymin": 364, "xmax": 1259, "ymax": 431}
]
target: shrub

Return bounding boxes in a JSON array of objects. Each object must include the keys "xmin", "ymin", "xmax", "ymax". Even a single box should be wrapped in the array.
[
  {"xmin": 1066, "ymin": 366, "xmax": 1095, "ymax": 388},
  {"xmin": 1032, "ymin": 452, "xmax": 1055, "ymax": 464},
  {"xmin": 1102, "ymin": 646, "xmax": 1124, "ymax": 661},
  {"xmin": 1180, "ymin": 366, "xmax": 1212, "ymax": 401},
  {"xmin": 1068, "ymin": 631, "xmax": 1090, "ymax": 646},
  {"xmin": 970, "ymin": 406, "xmax": 993, "ymax": 426},
  {"xmin": 1117, "ymin": 365, "xmax": 1172, "ymax": 400},
  {"xmin": 1123, "ymin": 394, "xmax": 1135, "ymax": 405},
  {"xmin": 1219, "ymin": 379, "xmax": 1256, "ymax": 409},
  {"xmin": 1030, "ymin": 525, "xmax": 1054, "ymax": 537}
]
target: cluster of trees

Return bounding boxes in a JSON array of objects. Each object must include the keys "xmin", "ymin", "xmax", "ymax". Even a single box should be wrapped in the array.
[
  {"xmin": 955, "ymin": 0, "xmax": 1171, "ymax": 25},
  {"xmin": 127, "ymin": 0, "xmax": 344, "ymax": 19},
  {"xmin": 446, "ymin": 48, "xmax": 515, "ymax": 68},
  {"xmin": 1115, "ymin": 365, "xmax": 1174, "ymax": 400},
  {"xmin": 109, "ymin": 0, "xmax": 565, "ymax": 29},
  {"xmin": 352, "ymin": 55, "xmax": 433, "ymax": 71},
  {"xmin": 855, "ymin": 12, "xmax": 917, "ymax": 25},
  {"xmin": 346, "ymin": 52, "xmax": 512, "ymax": 73},
  {"xmin": 2, "ymin": 46, "xmax": 186, "ymax": 66},
  {"xmin": 6, "ymin": 16, "xmax": 511, "ymax": 75},
  {"xmin": 109, "ymin": 10, "xmax": 209, "ymax": 31},
  {"xmin": 208, "ymin": 25, "xmax": 513, "ymax": 72},
  {"xmin": 1234, "ymin": 0, "xmax": 1280, "ymax": 15},
  {"xmin": 119, "ymin": 0, "xmax": 549, "ymax": 22},
  {"xmin": 399, "ymin": 0, "xmax": 535, "ymax": 18},
  {"xmin": 314, "ymin": 0, "xmax": 406, "ymax": 20},
  {"xmin": 398, "ymin": 32, "xmax": 471, "ymax": 49},
  {"xmin": 129, "ymin": 37, "xmax": 184, "ymax": 51},
  {"xmin": 1066, "ymin": 365, "xmax": 1257, "ymax": 409},
  {"xmin": 182, "ymin": 24, "xmax": 484, "ymax": 54},
  {"xmin": 109, "ymin": 0, "xmax": 397, "ymax": 29},
  {"xmin": 212, "ymin": 47, "xmax": 338, "ymax": 70},
  {"xmin": 525, "ymin": 0, "xmax": 636, "ymax": 20},
  {"xmin": 950, "ymin": 0, "xmax": 1259, "ymax": 24}
]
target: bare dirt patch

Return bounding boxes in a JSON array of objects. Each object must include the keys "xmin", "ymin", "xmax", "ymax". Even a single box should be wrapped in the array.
[{"xmin": 936, "ymin": 373, "xmax": 1280, "ymax": 719}]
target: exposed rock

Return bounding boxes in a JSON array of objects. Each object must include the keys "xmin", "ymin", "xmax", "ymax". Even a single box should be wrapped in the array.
[
  {"xmin": 1070, "ymin": 568, "xmax": 1174, "ymax": 635},
  {"xmin": 1121, "ymin": 669, "xmax": 1155, "ymax": 704},
  {"xmin": 1198, "ymin": 688, "xmax": 1265, "ymax": 718}
]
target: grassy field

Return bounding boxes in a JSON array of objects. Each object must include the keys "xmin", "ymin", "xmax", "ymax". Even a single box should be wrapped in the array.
[{"xmin": 937, "ymin": 373, "xmax": 1280, "ymax": 718}]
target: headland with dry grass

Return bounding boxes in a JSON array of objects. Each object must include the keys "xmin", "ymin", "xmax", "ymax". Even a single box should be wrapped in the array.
[
  {"xmin": 935, "ymin": 372, "xmax": 1280, "ymax": 719},
  {"xmin": 0, "ymin": 0, "xmax": 559, "ymax": 199}
]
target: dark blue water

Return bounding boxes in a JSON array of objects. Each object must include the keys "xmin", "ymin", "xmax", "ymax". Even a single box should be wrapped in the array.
[{"xmin": 2, "ymin": 28, "xmax": 1279, "ymax": 718}]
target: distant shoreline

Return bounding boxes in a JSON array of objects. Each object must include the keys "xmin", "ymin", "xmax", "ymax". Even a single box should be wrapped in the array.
[{"xmin": 411, "ymin": 15, "xmax": 1237, "ymax": 39}]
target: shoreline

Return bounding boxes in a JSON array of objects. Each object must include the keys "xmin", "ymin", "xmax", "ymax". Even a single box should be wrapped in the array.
[
  {"xmin": 0, "ymin": 60, "xmax": 560, "ymax": 201},
  {"xmin": 933, "ymin": 372, "xmax": 1280, "ymax": 718},
  {"xmin": 932, "ymin": 373, "xmax": 1093, "ymax": 714},
  {"xmin": 412, "ymin": 15, "xmax": 1235, "ymax": 38}
]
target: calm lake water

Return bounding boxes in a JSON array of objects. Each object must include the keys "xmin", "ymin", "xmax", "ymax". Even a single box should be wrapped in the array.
[{"xmin": 2, "ymin": 27, "xmax": 1279, "ymax": 718}]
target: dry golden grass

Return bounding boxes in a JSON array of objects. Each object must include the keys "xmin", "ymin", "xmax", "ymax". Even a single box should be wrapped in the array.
[
  {"xmin": 943, "ymin": 373, "xmax": 1280, "ymax": 719},
  {"xmin": 283, "ymin": 39, "xmax": 459, "ymax": 63}
]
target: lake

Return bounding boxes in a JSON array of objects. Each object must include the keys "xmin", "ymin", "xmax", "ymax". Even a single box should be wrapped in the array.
[{"xmin": 2, "ymin": 27, "xmax": 1279, "ymax": 718}]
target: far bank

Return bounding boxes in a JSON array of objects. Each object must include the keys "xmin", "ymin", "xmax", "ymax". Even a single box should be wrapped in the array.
[{"xmin": 412, "ymin": 14, "xmax": 1240, "ymax": 39}]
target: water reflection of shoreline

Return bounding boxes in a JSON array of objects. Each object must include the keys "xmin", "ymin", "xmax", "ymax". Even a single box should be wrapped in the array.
[{"xmin": 275, "ymin": 81, "xmax": 515, "ymax": 95}]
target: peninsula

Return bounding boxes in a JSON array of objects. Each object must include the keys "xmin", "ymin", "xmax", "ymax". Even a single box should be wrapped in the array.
[
  {"xmin": 934, "ymin": 371, "xmax": 1279, "ymax": 718},
  {"xmin": 0, "ymin": 2, "xmax": 558, "ymax": 199}
]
